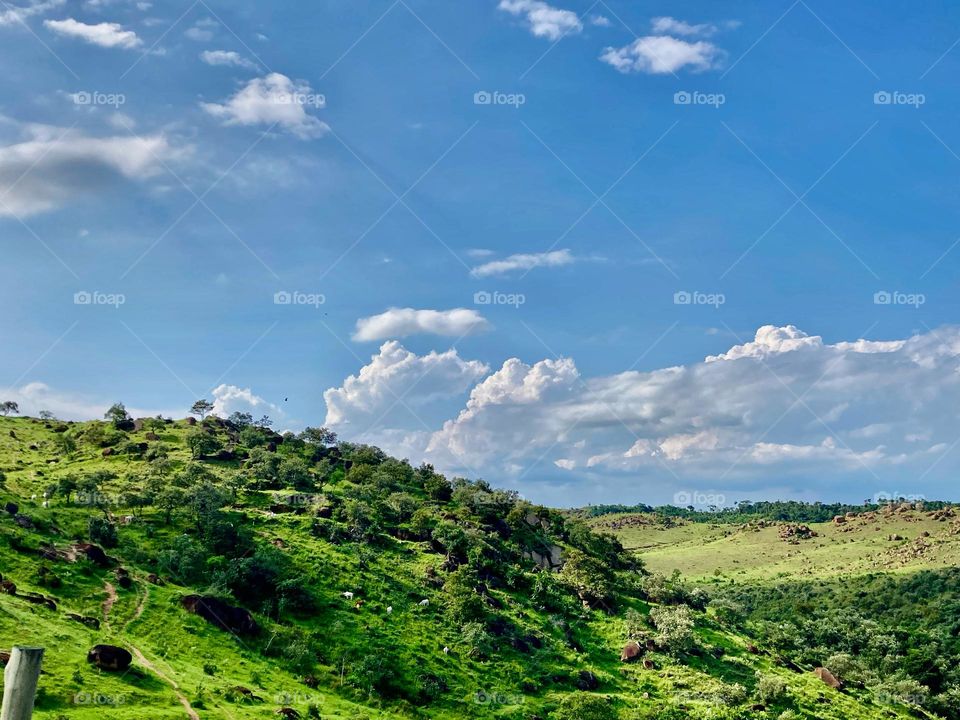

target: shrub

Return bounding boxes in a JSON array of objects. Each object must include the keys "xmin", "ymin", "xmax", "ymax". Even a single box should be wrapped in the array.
[
  {"xmin": 551, "ymin": 693, "xmax": 618, "ymax": 720},
  {"xmin": 755, "ymin": 673, "xmax": 788, "ymax": 704},
  {"xmin": 649, "ymin": 604, "xmax": 695, "ymax": 655},
  {"xmin": 88, "ymin": 516, "xmax": 118, "ymax": 548}
]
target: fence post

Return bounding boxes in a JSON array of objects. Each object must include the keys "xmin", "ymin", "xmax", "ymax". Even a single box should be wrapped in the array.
[{"xmin": 0, "ymin": 647, "xmax": 44, "ymax": 720}]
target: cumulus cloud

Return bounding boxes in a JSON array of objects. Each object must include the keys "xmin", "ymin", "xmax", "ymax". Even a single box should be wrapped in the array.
[
  {"xmin": 0, "ymin": 0, "xmax": 64, "ymax": 26},
  {"xmin": 352, "ymin": 308, "xmax": 491, "ymax": 342},
  {"xmin": 497, "ymin": 0, "xmax": 582, "ymax": 41},
  {"xmin": 470, "ymin": 248, "xmax": 575, "ymax": 277},
  {"xmin": 4, "ymin": 382, "xmax": 176, "ymax": 420},
  {"xmin": 44, "ymin": 17, "xmax": 141, "ymax": 48},
  {"xmin": 210, "ymin": 384, "xmax": 280, "ymax": 418},
  {"xmin": 324, "ymin": 341, "xmax": 489, "ymax": 428},
  {"xmin": 650, "ymin": 16, "xmax": 719, "ymax": 37},
  {"xmin": 325, "ymin": 325, "xmax": 960, "ymax": 504},
  {"xmin": 200, "ymin": 49, "xmax": 258, "ymax": 70},
  {"xmin": 201, "ymin": 73, "xmax": 328, "ymax": 139},
  {"xmin": 601, "ymin": 35, "xmax": 722, "ymax": 74},
  {"xmin": 0, "ymin": 124, "xmax": 180, "ymax": 216}
]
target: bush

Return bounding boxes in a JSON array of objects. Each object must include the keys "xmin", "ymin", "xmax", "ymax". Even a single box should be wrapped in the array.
[
  {"xmin": 756, "ymin": 673, "xmax": 788, "ymax": 704},
  {"xmin": 551, "ymin": 693, "xmax": 618, "ymax": 720},
  {"xmin": 88, "ymin": 516, "xmax": 118, "ymax": 548},
  {"xmin": 649, "ymin": 604, "xmax": 695, "ymax": 655}
]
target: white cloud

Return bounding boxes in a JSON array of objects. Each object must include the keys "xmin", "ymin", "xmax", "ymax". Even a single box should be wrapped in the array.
[
  {"xmin": 0, "ymin": 124, "xmax": 180, "ymax": 216},
  {"xmin": 497, "ymin": 0, "xmax": 582, "ymax": 40},
  {"xmin": 201, "ymin": 73, "xmax": 328, "ymax": 139},
  {"xmin": 0, "ymin": 0, "xmax": 63, "ymax": 26},
  {"xmin": 5, "ymin": 382, "xmax": 176, "ymax": 420},
  {"xmin": 184, "ymin": 18, "xmax": 217, "ymax": 41},
  {"xmin": 325, "ymin": 325, "xmax": 960, "ymax": 504},
  {"xmin": 210, "ymin": 384, "xmax": 280, "ymax": 418},
  {"xmin": 353, "ymin": 308, "xmax": 491, "ymax": 342},
  {"xmin": 44, "ymin": 17, "xmax": 141, "ymax": 48},
  {"xmin": 200, "ymin": 49, "xmax": 257, "ymax": 70},
  {"xmin": 470, "ymin": 248, "xmax": 575, "ymax": 277},
  {"xmin": 600, "ymin": 35, "xmax": 722, "ymax": 74},
  {"xmin": 324, "ymin": 341, "xmax": 489, "ymax": 428},
  {"xmin": 650, "ymin": 16, "xmax": 717, "ymax": 37}
]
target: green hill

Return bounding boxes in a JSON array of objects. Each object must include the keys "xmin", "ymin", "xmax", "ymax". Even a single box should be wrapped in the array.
[{"xmin": 0, "ymin": 413, "xmax": 934, "ymax": 719}]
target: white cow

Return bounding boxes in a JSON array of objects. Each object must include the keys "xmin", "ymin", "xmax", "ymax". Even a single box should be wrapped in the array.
[
  {"xmin": 418, "ymin": 599, "xmax": 430, "ymax": 607},
  {"xmin": 342, "ymin": 591, "xmax": 355, "ymax": 600},
  {"xmin": 42, "ymin": 501, "xmax": 49, "ymax": 508},
  {"xmin": 386, "ymin": 606, "xmax": 393, "ymax": 614},
  {"xmin": 443, "ymin": 646, "xmax": 450, "ymax": 654}
]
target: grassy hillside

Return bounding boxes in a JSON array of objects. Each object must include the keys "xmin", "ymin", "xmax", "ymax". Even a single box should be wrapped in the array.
[{"xmin": 0, "ymin": 413, "xmax": 933, "ymax": 720}]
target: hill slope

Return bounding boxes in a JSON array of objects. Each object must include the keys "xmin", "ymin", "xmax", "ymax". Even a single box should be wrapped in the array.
[{"xmin": 0, "ymin": 414, "xmax": 930, "ymax": 719}]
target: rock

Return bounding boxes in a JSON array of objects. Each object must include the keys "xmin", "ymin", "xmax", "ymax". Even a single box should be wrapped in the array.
[
  {"xmin": 232, "ymin": 686, "xmax": 263, "ymax": 701},
  {"xmin": 66, "ymin": 613, "xmax": 101, "ymax": 630},
  {"xmin": 13, "ymin": 514, "xmax": 34, "ymax": 529},
  {"xmin": 642, "ymin": 659, "xmax": 655, "ymax": 669},
  {"xmin": 887, "ymin": 534, "xmax": 904, "ymax": 541},
  {"xmin": 576, "ymin": 670, "xmax": 599, "ymax": 690},
  {"xmin": 276, "ymin": 709, "xmax": 301, "ymax": 719},
  {"xmin": 87, "ymin": 644, "xmax": 132, "ymax": 671},
  {"xmin": 75, "ymin": 543, "xmax": 113, "ymax": 567},
  {"xmin": 147, "ymin": 573, "xmax": 164, "ymax": 585},
  {"xmin": 20, "ymin": 592, "xmax": 56, "ymax": 611},
  {"xmin": 116, "ymin": 568, "xmax": 132, "ymax": 589},
  {"xmin": 833, "ymin": 515, "xmax": 846, "ymax": 524},
  {"xmin": 0, "ymin": 580, "xmax": 16, "ymax": 594},
  {"xmin": 620, "ymin": 640, "xmax": 642, "ymax": 662},
  {"xmin": 814, "ymin": 666, "xmax": 842, "ymax": 689},
  {"xmin": 0, "ymin": 651, "xmax": 8, "ymax": 666},
  {"xmin": 181, "ymin": 595, "xmax": 257, "ymax": 635},
  {"xmin": 145, "ymin": 432, "xmax": 160, "ymax": 441},
  {"xmin": 747, "ymin": 644, "xmax": 760, "ymax": 654},
  {"xmin": 133, "ymin": 419, "xmax": 145, "ymax": 431},
  {"xmin": 102, "ymin": 448, "xmax": 115, "ymax": 457},
  {"xmin": 185, "ymin": 416, "xmax": 197, "ymax": 426},
  {"xmin": 4, "ymin": 502, "xmax": 18, "ymax": 515},
  {"xmin": 522, "ymin": 544, "xmax": 565, "ymax": 572}
]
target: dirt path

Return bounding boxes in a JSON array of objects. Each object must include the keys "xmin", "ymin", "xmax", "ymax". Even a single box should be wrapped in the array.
[
  {"xmin": 102, "ymin": 581, "xmax": 118, "ymax": 627},
  {"xmin": 129, "ymin": 645, "xmax": 200, "ymax": 720}
]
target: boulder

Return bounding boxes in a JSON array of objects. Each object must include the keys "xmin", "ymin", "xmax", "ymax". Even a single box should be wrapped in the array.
[
  {"xmin": 87, "ymin": 644, "xmax": 132, "ymax": 671},
  {"xmin": 4, "ymin": 502, "xmax": 18, "ymax": 515},
  {"xmin": 66, "ymin": 613, "xmax": 101, "ymax": 630},
  {"xmin": 75, "ymin": 543, "xmax": 113, "ymax": 567},
  {"xmin": 146, "ymin": 573, "xmax": 164, "ymax": 586},
  {"xmin": 185, "ymin": 416, "xmax": 197, "ymax": 426},
  {"xmin": 20, "ymin": 592, "xmax": 56, "ymax": 611},
  {"xmin": 102, "ymin": 448, "xmax": 115, "ymax": 457},
  {"xmin": 276, "ymin": 709, "xmax": 301, "ymax": 719},
  {"xmin": 13, "ymin": 514, "xmax": 34, "ymax": 529},
  {"xmin": 0, "ymin": 580, "xmax": 16, "ymax": 594},
  {"xmin": 814, "ymin": 667, "xmax": 842, "ymax": 689},
  {"xmin": 181, "ymin": 595, "xmax": 257, "ymax": 635},
  {"xmin": 620, "ymin": 640, "xmax": 642, "ymax": 662},
  {"xmin": 576, "ymin": 670, "xmax": 599, "ymax": 690}
]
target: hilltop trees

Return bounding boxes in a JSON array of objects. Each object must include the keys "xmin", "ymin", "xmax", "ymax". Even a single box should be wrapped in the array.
[
  {"xmin": 190, "ymin": 399, "xmax": 215, "ymax": 420},
  {"xmin": 0, "ymin": 400, "xmax": 19, "ymax": 416},
  {"xmin": 104, "ymin": 402, "xmax": 131, "ymax": 428}
]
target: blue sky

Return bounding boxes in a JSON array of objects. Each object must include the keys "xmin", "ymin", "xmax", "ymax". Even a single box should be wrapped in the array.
[{"xmin": 3, "ymin": 0, "xmax": 960, "ymax": 507}]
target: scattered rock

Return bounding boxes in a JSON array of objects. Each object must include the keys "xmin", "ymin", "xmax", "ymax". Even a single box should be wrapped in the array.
[
  {"xmin": 102, "ymin": 448, "xmax": 115, "ymax": 457},
  {"xmin": 4, "ymin": 502, "xmax": 18, "ymax": 515},
  {"xmin": 576, "ymin": 670, "xmax": 599, "ymax": 690},
  {"xmin": 620, "ymin": 641, "xmax": 642, "ymax": 662},
  {"xmin": 232, "ymin": 686, "xmax": 263, "ymax": 701},
  {"xmin": 75, "ymin": 543, "xmax": 113, "ymax": 567},
  {"xmin": 814, "ymin": 666, "xmax": 842, "ymax": 689},
  {"xmin": 13, "ymin": 514, "xmax": 34, "ymax": 529},
  {"xmin": 66, "ymin": 613, "xmax": 101, "ymax": 630},
  {"xmin": 146, "ymin": 573, "xmax": 164, "ymax": 586},
  {"xmin": 87, "ymin": 644, "xmax": 132, "ymax": 672},
  {"xmin": 181, "ymin": 595, "xmax": 257, "ymax": 635},
  {"xmin": 276, "ymin": 709, "xmax": 301, "ymax": 719}
]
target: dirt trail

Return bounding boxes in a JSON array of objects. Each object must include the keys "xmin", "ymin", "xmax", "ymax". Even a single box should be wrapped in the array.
[
  {"xmin": 102, "ymin": 581, "xmax": 118, "ymax": 626},
  {"xmin": 129, "ymin": 645, "xmax": 200, "ymax": 720}
]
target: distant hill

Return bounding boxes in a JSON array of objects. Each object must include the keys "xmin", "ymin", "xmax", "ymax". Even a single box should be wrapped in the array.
[{"xmin": 0, "ymin": 413, "xmax": 933, "ymax": 719}]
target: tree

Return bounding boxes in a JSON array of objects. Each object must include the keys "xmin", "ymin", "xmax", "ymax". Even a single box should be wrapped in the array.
[
  {"xmin": 0, "ymin": 401, "xmax": 19, "ymax": 416},
  {"xmin": 52, "ymin": 433, "xmax": 76, "ymax": 456},
  {"xmin": 38, "ymin": 410, "xmax": 55, "ymax": 421},
  {"xmin": 228, "ymin": 411, "xmax": 253, "ymax": 428},
  {"xmin": 88, "ymin": 517, "xmax": 118, "ymax": 548},
  {"xmin": 190, "ymin": 399, "xmax": 215, "ymax": 420},
  {"xmin": 299, "ymin": 427, "xmax": 337, "ymax": 446},
  {"xmin": 186, "ymin": 428, "xmax": 221, "ymax": 459},
  {"xmin": 649, "ymin": 604, "xmax": 695, "ymax": 655},
  {"xmin": 57, "ymin": 475, "xmax": 78, "ymax": 504},
  {"xmin": 254, "ymin": 415, "xmax": 273, "ymax": 428},
  {"xmin": 104, "ymin": 402, "xmax": 130, "ymax": 428}
]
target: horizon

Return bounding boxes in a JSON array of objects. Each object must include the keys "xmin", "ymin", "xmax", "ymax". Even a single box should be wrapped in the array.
[{"xmin": 4, "ymin": 1, "xmax": 960, "ymax": 508}]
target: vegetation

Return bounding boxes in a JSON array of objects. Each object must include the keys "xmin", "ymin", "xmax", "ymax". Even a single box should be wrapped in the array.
[{"xmin": 0, "ymin": 413, "xmax": 938, "ymax": 719}]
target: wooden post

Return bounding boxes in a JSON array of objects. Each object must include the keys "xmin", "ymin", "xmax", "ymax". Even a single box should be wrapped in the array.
[{"xmin": 0, "ymin": 647, "xmax": 44, "ymax": 720}]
